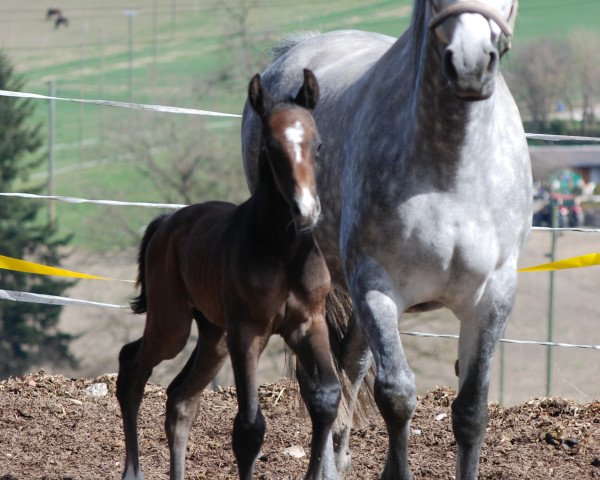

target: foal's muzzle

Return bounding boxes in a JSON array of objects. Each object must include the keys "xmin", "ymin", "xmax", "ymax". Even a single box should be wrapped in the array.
[{"xmin": 293, "ymin": 194, "xmax": 321, "ymax": 231}]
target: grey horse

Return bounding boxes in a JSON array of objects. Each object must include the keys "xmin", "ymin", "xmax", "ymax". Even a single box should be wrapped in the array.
[{"xmin": 242, "ymin": 0, "xmax": 532, "ymax": 479}]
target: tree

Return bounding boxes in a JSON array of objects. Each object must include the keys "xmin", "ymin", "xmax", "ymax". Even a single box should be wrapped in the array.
[
  {"xmin": 0, "ymin": 52, "xmax": 76, "ymax": 378},
  {"xmin": 505, "ymin": 38, "xmax": 572, "ymax": 130},
  {"xmin": 569, "ymin": 30, "xmax": 600, "ymax": 134},
  {"xmin": 209, "ymin": 0, "xmax": 270, "ymax": 92}
]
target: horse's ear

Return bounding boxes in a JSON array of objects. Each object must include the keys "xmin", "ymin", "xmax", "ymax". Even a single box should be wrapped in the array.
[
  {"xmin": 248, "ymin": 73, "xmax": 274, "ymax": 119},
  {"xmin": 293, "ymin": 69, "xmax": 320, "ymax": 111}
]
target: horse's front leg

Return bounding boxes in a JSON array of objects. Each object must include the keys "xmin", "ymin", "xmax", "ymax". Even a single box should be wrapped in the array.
[
  {"xmin": 284, "ymin": 309, "xmax": 341, "ymax": 480},
  {"xmin": 346, "ymin": 256, "xmax": 415, "ymax": 480},
  {"xmin": 227, "ymin": 321, "xmax": 267, "ymax": 480},
  {"xmin": 452, "ymin": 264, "xmax": 517, "ymax": 480}
]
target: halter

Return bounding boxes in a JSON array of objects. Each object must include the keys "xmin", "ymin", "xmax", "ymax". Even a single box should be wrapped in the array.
[{"xmin": 429, "ymin": 0, "xmax": 514, "ymax": 56}]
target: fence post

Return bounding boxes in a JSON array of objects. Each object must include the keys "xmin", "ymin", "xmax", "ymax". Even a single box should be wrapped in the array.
[
  {"xmin": 47, "ymin": 79, "xmax": 56, "ymax": 226},
  {"xmin": 499, "ymin": 341, "xmax": 505, "ymax": 405},
  {"xmin": 546, "ymin": 201, "xmax": 558, "ymax": 397},
  {"xmin": 124, "ymin": 10, "xmax": 139, "ymax": 102}
]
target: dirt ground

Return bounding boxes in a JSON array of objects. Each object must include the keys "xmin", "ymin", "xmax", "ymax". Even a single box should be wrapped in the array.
[{"xmin": 0, "ymin": 372, "xmax": 598, "ymax": 480}]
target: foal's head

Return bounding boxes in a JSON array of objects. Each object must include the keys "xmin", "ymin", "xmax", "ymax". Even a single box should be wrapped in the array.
[{"xmin": 248, "ymin": 69, "xmax": 322, "ymax": 231}]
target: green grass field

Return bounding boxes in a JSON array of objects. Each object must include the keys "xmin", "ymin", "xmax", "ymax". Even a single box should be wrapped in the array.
[{"xmin": 1, "ymin": 0, "xmax": 598, "ymax": 250}]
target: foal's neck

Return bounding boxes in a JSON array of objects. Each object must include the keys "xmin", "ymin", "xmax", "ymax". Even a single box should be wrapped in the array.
[{"xmin": 248, "ymin": 150, "xmax": 299, "ymax": 253}]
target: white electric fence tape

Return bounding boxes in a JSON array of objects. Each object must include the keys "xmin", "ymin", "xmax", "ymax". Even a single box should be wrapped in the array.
[
  {"xmin": 0, "ymin": 89, "xmax": 242, "ymax": 118},
  {"xmin": 0, "ymin": 289, "xmax": 126, "ymax": 309}
]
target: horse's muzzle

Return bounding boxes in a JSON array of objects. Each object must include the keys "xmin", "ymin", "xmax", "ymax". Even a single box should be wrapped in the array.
[{"xmin": 443, "ymin": 44, "xmax": 498, "ymax": 101}]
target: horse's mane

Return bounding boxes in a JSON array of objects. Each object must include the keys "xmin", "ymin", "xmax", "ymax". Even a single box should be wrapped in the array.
[
  {"xmin": 269, "ymin": 29, "xmax": 322, "ymax": 61},
  {"xmin": 410, "ymin": 0, "xmax": 429, "ymax": 74}
]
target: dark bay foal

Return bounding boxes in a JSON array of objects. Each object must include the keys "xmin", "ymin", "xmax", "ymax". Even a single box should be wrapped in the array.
[{"xmin": 116, "ymin": 69, "xmax": 341, "ymax": 480}]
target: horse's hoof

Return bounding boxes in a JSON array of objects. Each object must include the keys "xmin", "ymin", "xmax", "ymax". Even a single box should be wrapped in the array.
[{"xmin": 335, "ymin": 448, "xmax": 352, "ymax": 478}]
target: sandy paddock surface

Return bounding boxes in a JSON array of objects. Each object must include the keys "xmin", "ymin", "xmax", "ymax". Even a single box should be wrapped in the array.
[{"xmin": 0, "ymin": 372, "xmax": 598, "ymax": 479}]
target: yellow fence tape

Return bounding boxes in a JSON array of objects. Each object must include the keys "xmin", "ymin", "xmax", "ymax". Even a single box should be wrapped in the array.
[
  {"xmin": 0, "ymin": 254, "xmax": 134, "ymax": 282},
  {"xmin": 0, "ymin": 251, "xmax": 598, "ymax": 282},
  {"xmin": 518, "ymin": 253, "xmax": 600, "ymax": 272}
]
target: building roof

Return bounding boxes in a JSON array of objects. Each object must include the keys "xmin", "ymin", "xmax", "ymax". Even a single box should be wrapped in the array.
[{"xmin": 529, "ymin": 146, "xmax": 600, "ymax": 181}]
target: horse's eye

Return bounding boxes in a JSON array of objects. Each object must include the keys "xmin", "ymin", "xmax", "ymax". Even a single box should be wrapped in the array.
[{"xmin": 316, "ymin": 143, "xmax": 323, "ymax": 155}]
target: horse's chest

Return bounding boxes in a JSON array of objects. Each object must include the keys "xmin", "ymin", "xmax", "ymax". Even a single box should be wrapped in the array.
[{"xmin": 379, "ymin": 195, "xmax": 504, "ymax": 293}]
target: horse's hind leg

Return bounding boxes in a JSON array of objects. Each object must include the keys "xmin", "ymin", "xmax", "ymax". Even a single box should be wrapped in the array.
[
  {"xmin": 452, "ymin": 266, "xmax": 517, "ymax": 480},
  {"xmin": 117, "ymin": 307, "xmax": 193, "ymax": 480},
  {"xmin": 347, "ymin": 259, "xmax": 415, "ymax": 480},
  {"xmin": 165, "ymin": 311, "xmax": 228, "ymax": 480},
  {"xmin": 284, "ymin": 312, "xmax": 342, "ymax": 480},
  {"xmin": 334, "ymin": 311, "xmax": 372, "ymax": 477}
]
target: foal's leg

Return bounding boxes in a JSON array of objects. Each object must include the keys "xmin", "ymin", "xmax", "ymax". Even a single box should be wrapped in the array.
[
  {"xmin": 165, "ymin": 312, "xmax": 228, "ymax": 480},
  {"xmin": 452, "ymin": 265, "xmax": 517, "ymax": 480},
  {"xmin": 227, "ymin": 322, "xmax": 268, "ymax": 480},
  {"xmin": 284, "ymin": 311, "xmax": 342, "ymax": 480},
  {"xmin": 117, "ymin": 303, "xmax": 193, "ymax": 480},
  {"xmin": 347, "ymin": 258, "xmax": 415, "ymax": 480}
]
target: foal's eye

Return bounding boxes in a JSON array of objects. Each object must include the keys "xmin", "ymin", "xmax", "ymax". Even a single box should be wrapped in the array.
[{"xmin": 316, "ymin": 143, "xmax": 323, "ymax": 155}]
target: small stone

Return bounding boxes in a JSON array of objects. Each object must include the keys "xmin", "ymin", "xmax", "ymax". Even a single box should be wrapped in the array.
[
  {"xmin": 283, "ymin": 445, "xmax": 306, "ymax": 459},
  {"xmin": 411, "ymin": 428, "xmax": 422, "ymax": 435},
  {"xmin": 591, "ymin": 458, "xmax": 600, "ymax": 468},
  {"xmin": 85, "ymin": 382, "xmax": 108, "ymax": 398},
  {"xmin": 434, "ymin": 413, "xmax": 447, "ymax": 421}
]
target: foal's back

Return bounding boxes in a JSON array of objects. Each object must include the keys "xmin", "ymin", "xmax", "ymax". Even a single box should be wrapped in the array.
[{"xmin": 144, "ymin": 201, "xmax": 240, "ymax": 327}]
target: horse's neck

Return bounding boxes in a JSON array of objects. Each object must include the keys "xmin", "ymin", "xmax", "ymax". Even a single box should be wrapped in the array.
[
  {"xmin": 248, "ymin": 154, "xmax": 298, "ymax": 252},
  {"xmin": 365, "ymin": 21, "xmax": 498, "ymax": 179},
  {"xmin": 417, "ymin": 47, "xmax": 495, "ymax": 152}
]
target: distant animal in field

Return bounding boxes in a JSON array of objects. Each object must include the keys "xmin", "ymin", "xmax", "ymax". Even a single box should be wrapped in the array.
[
  {"xmin": 54, "ymin": 14, "xmax": 68, "ymax": 28},
  {"xmin": 46, "ymin": 8, "xmax": 61, "ymax": 20},
  {"xmin": 116, "ymin": 69, "xmax": 341, "ymax": 480}
]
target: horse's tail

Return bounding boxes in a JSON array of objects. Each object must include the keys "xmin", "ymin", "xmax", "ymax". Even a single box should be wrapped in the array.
[
  {"xmin": 269, "ymin": 30, "xmax": 322, "ymax": 61},
  {"xmin": 130, "ymin": 214, "xmax": 168, "ymax": 315},
  {"xmin": 325, "ymin": 287, "xmax": 377, "ymax": 428}
]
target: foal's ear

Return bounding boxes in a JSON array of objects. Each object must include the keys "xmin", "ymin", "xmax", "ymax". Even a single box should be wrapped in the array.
[
  {"xmin": 293, "ymin": 69, "xmax": 320, "ymax": 111},
  {"xmin": 248, "ymin": 73, "xmax": 274, "ymax": 119}
]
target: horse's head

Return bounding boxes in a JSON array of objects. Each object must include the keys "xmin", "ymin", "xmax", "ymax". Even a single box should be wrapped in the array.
[
  {"xmin": 429, "ymin": 0, "xmax": 517, "ymax": 100},
  {"xmin": 248, "ymin": 69, "xmax": 322, "ymax": 231}
]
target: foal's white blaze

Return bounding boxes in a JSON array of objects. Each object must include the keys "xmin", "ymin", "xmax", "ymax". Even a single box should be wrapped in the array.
[
  {"xmin": 297, "ymin": 186, "xmax": 317, "ymax": 218},
  {"xmin": 285, "ymin": 120, "xmax": 305, "ymax": 163}
]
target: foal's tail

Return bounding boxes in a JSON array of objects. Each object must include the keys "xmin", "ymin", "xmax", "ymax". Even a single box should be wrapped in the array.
[
  {"xmin": 325, "ymin": 287, "xmax": 377, "ymax": 428},
  {"xmin": 130, "ymin": 214, "xmax": 168, "ymax": 315}
]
